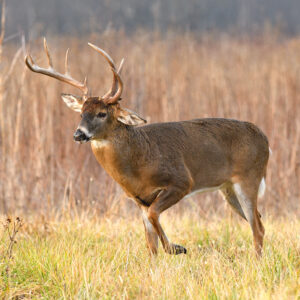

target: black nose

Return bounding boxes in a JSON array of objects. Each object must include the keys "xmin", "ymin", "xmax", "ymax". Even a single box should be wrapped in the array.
[{"xmin": 73, "ymin": 129, "xmax": 89, "ymax": 142}]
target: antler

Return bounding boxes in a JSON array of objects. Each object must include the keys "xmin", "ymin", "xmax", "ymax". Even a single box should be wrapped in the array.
[
  {"xmin": 88, "ymin": 42, "xmax": 124, "ymax": 104},
  {"xmin": 107, "ymin": 67, "xmax": 123, "ymax": 104},
  {"xmin": 25, "ymin": 38, "xmax": 88, "ymax": 99}
]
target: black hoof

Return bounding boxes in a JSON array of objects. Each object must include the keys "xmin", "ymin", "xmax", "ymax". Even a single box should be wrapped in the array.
[{"xmin": 169, "ymin": 244, "xmax": 187, "ymax": 255}]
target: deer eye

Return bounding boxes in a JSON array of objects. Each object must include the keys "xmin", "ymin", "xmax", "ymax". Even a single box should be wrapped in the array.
[{"xmin": 97, "ymin": 112, "xmax": 107, "ymax": 118}]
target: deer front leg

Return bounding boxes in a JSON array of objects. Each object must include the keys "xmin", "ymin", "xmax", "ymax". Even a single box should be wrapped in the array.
[{"xmin": 147, "ymin": 186, "xmax": 189, "ymax": 255}]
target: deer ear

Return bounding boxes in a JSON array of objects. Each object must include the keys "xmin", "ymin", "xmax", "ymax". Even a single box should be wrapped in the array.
[
  {"xmin": 61, "ymin": 93, "xmax": 83, "ymax": 112},
  {"xmin": 117, "ymin": 108, "xmax": 147, "ymax": 126}
]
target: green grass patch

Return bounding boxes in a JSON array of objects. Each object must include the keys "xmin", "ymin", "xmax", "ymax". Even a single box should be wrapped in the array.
[{"xmin": 0, "ymin": 215, "xmax": 299, "ymax": 299}]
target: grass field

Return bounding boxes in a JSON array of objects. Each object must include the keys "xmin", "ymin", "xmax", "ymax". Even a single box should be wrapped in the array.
[{"xmin": 0, "ymin": 214, "xmax": 299, "ymax": 299}]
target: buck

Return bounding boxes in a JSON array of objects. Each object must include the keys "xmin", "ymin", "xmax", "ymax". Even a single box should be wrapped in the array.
[{"xmin": 25, "ymin": 39, "xmax": 270, "ymax": 256}]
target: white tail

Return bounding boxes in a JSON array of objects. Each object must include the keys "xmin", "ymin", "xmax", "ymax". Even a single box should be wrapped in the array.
[{"xmin": 258, "ymin": 177, "xmax": 266, "ymax": 198}]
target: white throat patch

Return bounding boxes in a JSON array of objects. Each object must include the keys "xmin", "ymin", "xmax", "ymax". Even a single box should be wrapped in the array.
[{"xmin": 91, "ymin": 139, "xmax": 110, "ymax": 149}]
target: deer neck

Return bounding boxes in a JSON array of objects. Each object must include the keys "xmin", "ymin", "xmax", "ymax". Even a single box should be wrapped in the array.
[{"xmin": 90, "ymin": 126, "xmax": 146, "ymax": 188}]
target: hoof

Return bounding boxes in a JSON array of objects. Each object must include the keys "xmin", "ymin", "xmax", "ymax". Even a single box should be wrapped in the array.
[{"xmin": 168, "ymin": 243, "xmax": 187, "ymax": 255}]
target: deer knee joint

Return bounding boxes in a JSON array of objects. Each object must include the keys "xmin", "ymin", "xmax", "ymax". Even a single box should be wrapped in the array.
[{"xmin": 147, "ymin": 208, "xmax": 159, "ymax": 224}]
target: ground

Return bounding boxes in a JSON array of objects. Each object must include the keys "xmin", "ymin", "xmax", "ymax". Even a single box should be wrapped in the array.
[{"xmin": 0, "ymin": 213, "xmax": 299, "ymax": 299}]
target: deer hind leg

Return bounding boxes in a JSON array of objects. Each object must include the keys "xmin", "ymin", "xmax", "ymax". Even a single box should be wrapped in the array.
[
  {"xmin": 233, "ymin": 178, "xmax": 265, "ymax": 256},
  {"xmin": 141, "ymin": 208, "xmax": 159, "ymax": 256},
  {"xmin": 220, "ymin": 183, "xmax": 247, "ymax": 220},
  {"xmin": 147, "ymin": 186, "xmax": 189, "ymax": 255}
]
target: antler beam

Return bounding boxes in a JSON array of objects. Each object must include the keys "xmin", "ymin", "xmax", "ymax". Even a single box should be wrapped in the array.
[{"xmin": 25, "ymin": 38, "xmax": 88, "ymax": 97}]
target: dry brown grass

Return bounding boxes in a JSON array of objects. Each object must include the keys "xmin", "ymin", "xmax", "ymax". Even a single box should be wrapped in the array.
[{"xmin": 1, "ymin": 31, "xmax": 300, "ymax": 217}]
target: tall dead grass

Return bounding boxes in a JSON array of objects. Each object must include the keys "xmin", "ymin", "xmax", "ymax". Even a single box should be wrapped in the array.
[{"xmin": 0, "ymin": 32, "xmax": 299, "ymax": 217}]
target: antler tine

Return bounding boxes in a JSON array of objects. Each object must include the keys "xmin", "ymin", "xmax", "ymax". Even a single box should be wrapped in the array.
[
  {"xmin": 106, "ymin": 67, "xmax": 123, "ymax": 104},
  {"xmin": 24, "ymin": 53, "xmax": 38, "ymax": 72},
  {"xmin": 117, "ymin": 58, "xmax": 124, "ymax": 74},
  {"xmin": 65, "ymin": 48, "xmax": 70, "ymax": 75},
  {"xmin": 43, "ymin": 37, "xmax": 53, "ymax": 68},
  {"xmin": 25, "ymin": 39, "xmax": 88, "ymax": 97}
]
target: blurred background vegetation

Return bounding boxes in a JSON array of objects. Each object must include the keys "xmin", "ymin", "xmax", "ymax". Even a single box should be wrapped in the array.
[
  {"xmin": 6, "ymin": 0, "xmax": 300, "ymax": 38},
  {"xmin": 1, "ymin": 0, "xmax": 299, "ymax": 218}
]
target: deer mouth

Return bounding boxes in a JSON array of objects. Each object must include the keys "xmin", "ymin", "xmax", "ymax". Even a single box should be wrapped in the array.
[{"xmin": 77, "ymin": 136, "xmax": 91, "ymax": 144}]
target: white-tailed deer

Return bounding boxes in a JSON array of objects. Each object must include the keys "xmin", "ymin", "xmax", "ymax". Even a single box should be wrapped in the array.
[{"xmin": 25, "ymin": 39, "xmax": 269, "ymax": 256}]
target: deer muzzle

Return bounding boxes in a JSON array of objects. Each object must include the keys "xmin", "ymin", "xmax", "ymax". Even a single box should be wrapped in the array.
[{"xmin": 73, "ymin": 128, "xmax": 91, "ymax": 143}]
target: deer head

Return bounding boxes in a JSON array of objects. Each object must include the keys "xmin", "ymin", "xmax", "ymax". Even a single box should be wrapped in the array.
[{"xmin": 25, "ymin": 39, "xmax": 146, "ymax": 143}]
